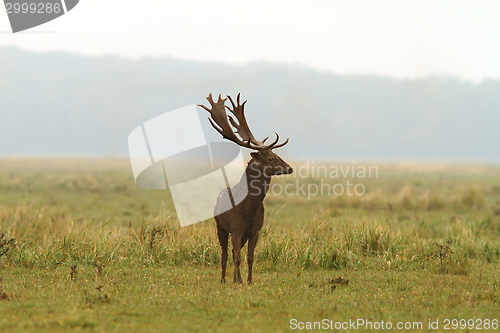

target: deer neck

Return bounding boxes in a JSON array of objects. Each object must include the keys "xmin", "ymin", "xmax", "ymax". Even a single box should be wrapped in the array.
[{"xmin": 241, "ymin": 159, "xmax": 271, "ymax": 210}]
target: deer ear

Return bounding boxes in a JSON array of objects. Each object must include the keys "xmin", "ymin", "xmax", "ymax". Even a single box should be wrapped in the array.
[{"xmin": 251, "ymin": 152, "xmax": 259, "ymax": 160}]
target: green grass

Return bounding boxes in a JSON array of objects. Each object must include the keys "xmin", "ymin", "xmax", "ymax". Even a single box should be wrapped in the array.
[{"xmin": 0, "ymin": 158, "xmax": 499, "ymax": 332}]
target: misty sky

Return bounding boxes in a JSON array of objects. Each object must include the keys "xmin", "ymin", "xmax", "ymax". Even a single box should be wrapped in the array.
[{"xmin": 1, "ymin": 0, "xmax": 500, "ymax": 82}]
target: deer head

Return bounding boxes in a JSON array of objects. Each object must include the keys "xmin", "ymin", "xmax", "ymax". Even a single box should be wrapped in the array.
[{"xmin": 198, "ymin": 93, "xmax": 293, "ymax": 177}]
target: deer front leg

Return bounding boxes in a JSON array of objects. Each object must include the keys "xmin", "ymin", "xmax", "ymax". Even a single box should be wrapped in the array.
[
  {"xmin": 247, "ymin": 233, "xmax": 259, "ymax": 284},
  {"xmin": 217, "ymin": 226, "xmax": 229, "ymax": 283},
  {"xmin": 231, "ymin": 234, "xmax": 243, "ymax": 284}
]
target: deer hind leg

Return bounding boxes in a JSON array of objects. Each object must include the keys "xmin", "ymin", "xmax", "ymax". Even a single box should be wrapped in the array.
[
  {"xmin": 247, "ymin": 233, "xmax": 259, "ymax": 284},
  {"xmin": 231, "ymin": 234, "xmax": 243, "ymax": 284},
  {"xmin": 217, "ymin": 225, "xmax": 229, "ymax": 284}
]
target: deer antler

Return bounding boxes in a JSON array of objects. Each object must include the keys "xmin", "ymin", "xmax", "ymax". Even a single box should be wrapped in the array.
[
  {"xmin": 225, "ymin": 94, "xmax": 262, "ymax": 146},
  {"xmin": 199, "ymin": 93, "xmax": 289, "ymax": 150}
]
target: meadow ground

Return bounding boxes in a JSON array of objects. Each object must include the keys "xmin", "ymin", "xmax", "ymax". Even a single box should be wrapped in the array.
[{"xmin": 0, "ymin": 158, "xmax": 499, "ymax": 332}]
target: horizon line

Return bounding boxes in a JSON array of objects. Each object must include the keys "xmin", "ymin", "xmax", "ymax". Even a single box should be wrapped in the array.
[{"xmin": 1, "ymin": 46, "xmax": 498, "ymax": 84}]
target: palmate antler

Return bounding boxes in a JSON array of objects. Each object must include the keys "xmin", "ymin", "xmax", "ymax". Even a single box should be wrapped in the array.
[{"xmin": 198, "ymin": 93, "xmax": 289, "ymax": 150}]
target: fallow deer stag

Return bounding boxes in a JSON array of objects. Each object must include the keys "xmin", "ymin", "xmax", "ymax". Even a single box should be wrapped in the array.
[{"xmin": 199, "ymin": 93, "xmax": 293, "ymax": 284}]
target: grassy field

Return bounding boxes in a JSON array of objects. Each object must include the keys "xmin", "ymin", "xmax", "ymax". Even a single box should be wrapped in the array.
[{"xmin": 0, "ymin": 157, "xmax": 499, "ymax": 332}]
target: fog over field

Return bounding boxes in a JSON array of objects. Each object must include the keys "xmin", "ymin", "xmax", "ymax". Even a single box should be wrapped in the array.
[{"xmin": 1, "ymin": 47, "xmax": 499, "ymax": 161}]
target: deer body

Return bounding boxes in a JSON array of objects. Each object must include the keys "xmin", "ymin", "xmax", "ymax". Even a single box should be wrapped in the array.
[{"xmin": 199, "ymin": 93, "xmax": 292, "ymax": 284}]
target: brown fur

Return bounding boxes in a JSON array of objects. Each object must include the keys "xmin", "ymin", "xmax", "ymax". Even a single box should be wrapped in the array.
[{"xmin": 214, "ymin": 150, "xmax": 292, "ymax": 284}]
